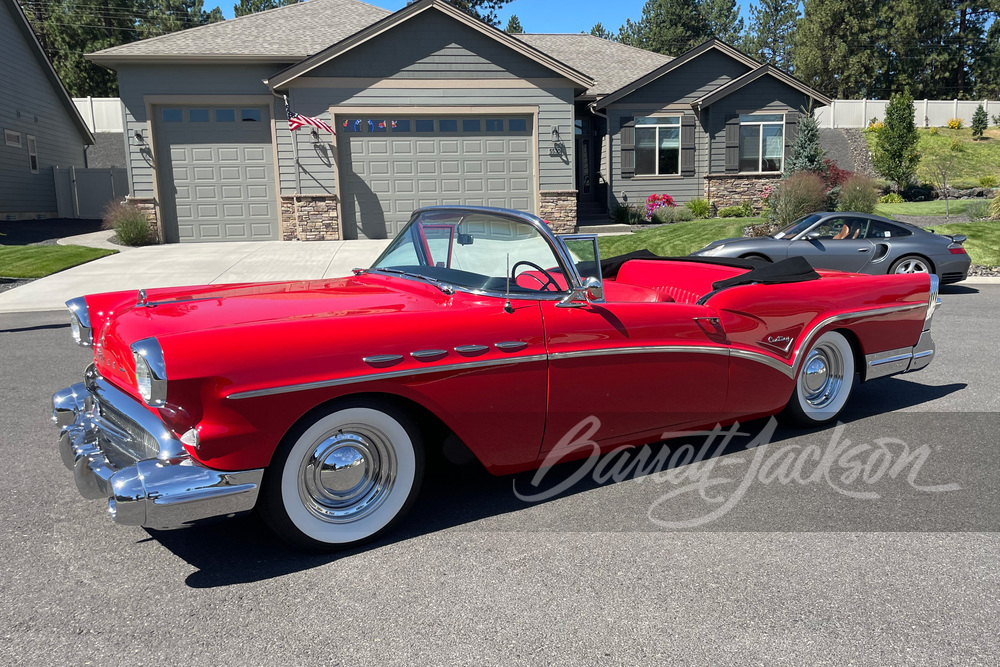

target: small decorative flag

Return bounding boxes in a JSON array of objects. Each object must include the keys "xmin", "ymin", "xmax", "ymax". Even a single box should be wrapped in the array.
[
  {"xmin": 343, "ymin": 119, "xmax": 349, "ymax": 128},
  {"xmin": 391, "ymin": 120, "xmax": 397, "ymax": 129},
  {"xmin": 287, "ymin": 108, "xmax": 335, "ymax": 134},
  {"xmin": 378, "ymin": 120, "xmax": 386, "ymax": 129}
]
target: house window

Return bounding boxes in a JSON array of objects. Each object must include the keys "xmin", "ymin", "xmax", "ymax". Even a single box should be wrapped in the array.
[
  {"xmin": 240, "ymin": 108, "xmax": 261, "ymax": 122},
  {"xmin": 508, "ymin": 118, "xmax": 528, "ymax": 132},
  {"xmin": 485, "ymin": 119, "xmax": 503, "ymax": 132},
  {"xmin": 635, "ymin": 116, "xmax": 680, "ymax": 176},
  {"xmin": 161, "ymin": 108, "xmax": 182, "ymax": 122},
  {"xmin": 27, "ymin": 135, "xmax": 38, "ymax": 173},
  {"xmin": 189, "ymin": 109, "xmax": 209, "ymax": 122},
  {"xmin": 215, "ymin": 109, "xmax": 236, "ymax": 122},
  {"xmin": 739, "ymin": 114, "xmax": 784, "ymax": 172},
  {"xmin": 4, "ymin": 129, "xmax": 21, "ymax": 147},
  {"xmin": 391, "ymin": 119, "xmax": 411, "ymax": 132},
  {"xmin": 438, "ymin": 119, "xmax": 458, "ymax": 132},
  {"xmin": 462, "ymin": 119, "xmax": 480, "ymax": 132},
  {"xmin": 415, "ymin": 119, "xmax": 434, "ymax": 132}
]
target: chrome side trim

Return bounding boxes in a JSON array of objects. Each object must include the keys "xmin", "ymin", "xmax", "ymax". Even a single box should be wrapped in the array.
[
  {"xmin": 908, "ymin": 330, "xmax": 935, "ymax": 371},
  {"xmin": 227, "ymin": 354, "xmax": 550, "ymax": 400},
  {"xmin": 455, "ymin": 344, "xmax": 489, "ymax": 356},
  {"xmin": 730, "ymin": 348, "xmax": 795, "ymax": 378},
  {"xmin": 363, "ymin": 354, "xmax": 403, "ymax": 367},
  {"xmin": 865, "ymin": 347, "xmax": 914, "ymax": 380},
  {"xmin": 550, "ymin": 344, "xmax": 731, "ymax": 360}
]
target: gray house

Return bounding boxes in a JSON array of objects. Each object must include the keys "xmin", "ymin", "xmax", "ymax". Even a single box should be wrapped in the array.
[
  {"xmin": 1, "ymin": 0, "xmax": 94, "ymax": 220},
  {"xmin": 87, "ymin": 0, "xmax": 827, "ymax": 243}
]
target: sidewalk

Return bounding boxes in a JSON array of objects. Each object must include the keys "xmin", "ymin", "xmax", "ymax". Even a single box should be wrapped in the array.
[{"xmin": 0, "ymin": 237, "xmax": 390, "ymax": 314}]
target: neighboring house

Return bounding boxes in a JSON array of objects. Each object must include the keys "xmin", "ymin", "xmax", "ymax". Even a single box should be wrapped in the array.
[
  {"xmin": 87, "ymin": 0, "xmax": 827, "ymax": 243},
  {"xmin": 0, "ymin": 0, "xmax": 94, "ymax": 220}
]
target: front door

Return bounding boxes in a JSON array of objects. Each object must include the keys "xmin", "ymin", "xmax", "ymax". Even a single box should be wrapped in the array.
[{"xmin": 540, "ymin": 300, "xmax": 731, "ymax": 457}]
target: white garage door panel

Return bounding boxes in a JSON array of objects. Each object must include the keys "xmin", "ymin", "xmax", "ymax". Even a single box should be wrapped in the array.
[
  {"xmin": 339, "ymin": 115, "xmax": 534, "ymax": 239},
  {"xmin": 157, "ymin": 106, "xmax": 278, "ymax": 243}
]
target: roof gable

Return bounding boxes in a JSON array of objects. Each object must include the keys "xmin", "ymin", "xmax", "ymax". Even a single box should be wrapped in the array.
[
  {"xmin": 691, "ymin": 65, "xmax": 831, "ymax": 109},
  {"xmin": 267, "ymin": 0, "xmax": 593, "ymax": 91},
  {"xmin": 2, "ymin": 0, "xmax": 93, "ymax": 144},
  {"xmin": 595, "ymin": 38, "xmax": 758, "ymax": 110}
]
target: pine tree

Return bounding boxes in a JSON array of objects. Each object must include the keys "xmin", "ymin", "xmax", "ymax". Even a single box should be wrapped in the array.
[
  {"xmin": 137, "ymin": 0, "xmax": 223, "ymax": 39},
  {"xmin": 700, "ymin": 0, "xmax": 744, "ymax": 45},
  {"xmin": 589, "ymin": 22, "xmax": 613, "ymax": 40},
  {"xmin": 439, "ymin": 0, "xmax": 515, "ymax": 27},
  {"xmin": 616, "ymin": 18, "xmax": 644, "ymax": 47},
  {"xmin": 504, "ymin": 14, "xmax": 523, "ymax": 34},
  {"xmin": 873, "ymin": 92, "xmax": 920, "ymax": 192},
  {"xmin": 972, "ymin": 104, "xmax": 988, "ymax": 140},
  {"xmin": 784, "ymin": 108, "xmax": 825, "ymax": 177},
  {"xmin": 793, "ymin": 0, "xmax": 880, "ymax": 98},
  {"xmin": 744, "ymin": 0, "xmax": 798, "ymax": 70},
  {"xmin": 234, "ymin": 0, "xmax": 299, "ymax": 18},
  {"xmin": 633, "ymin": 0, "xmax": 711, "ymax": 56}
]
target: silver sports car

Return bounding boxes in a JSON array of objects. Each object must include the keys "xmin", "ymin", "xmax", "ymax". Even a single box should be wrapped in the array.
[{"xmin": 692, "ymin": 212, "xmax": 971, "ymax": 284}]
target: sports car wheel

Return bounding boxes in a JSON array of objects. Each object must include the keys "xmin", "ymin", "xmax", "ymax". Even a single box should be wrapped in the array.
[
  {"xmin": 781, "ymin": 331, "xmax": 855, "ymax": 427},
  {"xmin": 260, "ymin": 400, "xmax": 423, "ymax": 550},
  {"xmin": 890, "ymin": 255, "xmax": 931, "ymax": 275}
]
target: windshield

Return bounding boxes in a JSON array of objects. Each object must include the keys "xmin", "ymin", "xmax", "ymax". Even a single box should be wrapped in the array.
[
  {"xmin": 773, "ymin": 214, "xmax": 824, "ymax": 239},
  {"xmin": 371, "ymin": 209, "xmax": 573, "ymax": 294}
]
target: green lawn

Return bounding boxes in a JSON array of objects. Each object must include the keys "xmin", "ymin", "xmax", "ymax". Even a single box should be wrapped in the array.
[
  {"xmin": 0, "ymin": 245, "xmax": 116, "ymax": 279},
  {"xmin": 598, "ymin": 218, "xmax": 758, "ymax": 258},
  {"xmin": 875, "ymin": 198, "xmax": 992, "ymax": 218},
  {"xmin": 866, "ymin": 127, "xmax": 1000, "ymax": 189},
  {"xmin": 931, "ymin": 220, "xmax": 1000, "ymax": 267}
]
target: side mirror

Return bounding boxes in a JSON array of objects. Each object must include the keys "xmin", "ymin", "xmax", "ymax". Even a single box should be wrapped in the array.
[
  {"xmin": 583, "ymin": 276, "xmax": 604, "ymax": 302},
  {"xmin": 558, "ymin": 277, "xmax": 605, "ymax": 308},
  {"xmin": 805, "ymin": 232, "xmax": 822, "ymax": 240}
]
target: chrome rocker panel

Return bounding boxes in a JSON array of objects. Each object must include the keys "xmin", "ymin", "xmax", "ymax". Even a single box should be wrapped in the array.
[
  {"xmin": 864, "ymin": 329, "xmax": 936, "ymax": 381},
  {"xmin": 52, "ymin": 369, "xmax": 262, "ymax": 529}
]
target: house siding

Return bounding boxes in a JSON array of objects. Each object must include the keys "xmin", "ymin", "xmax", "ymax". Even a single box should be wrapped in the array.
[
  {"xmin": 605, "ymin": 49, "xmax": 752, "ymax": 209},
  {"xmin": 706, "ymin": 78, "xmax": 814, "ymax": 174},
  {"xmin": 0, "ymin": 0, "xmax": 87, "ymax": 217}
]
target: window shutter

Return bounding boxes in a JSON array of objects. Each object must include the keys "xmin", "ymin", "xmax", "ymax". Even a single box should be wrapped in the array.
[
  {"xmin": 620, "ymin": 116, "xmax": 635, "ymax": 179},
  {"xmin": 725, "ymin": 114, "xmax": 740, "ymax": 173},
  {"xmin": 784, "ymin": 110, "xmax": 799, "ymax": 155},
  {"xmin": 680, "ymin": 115, "xmax": 695, "ymax": 176}
]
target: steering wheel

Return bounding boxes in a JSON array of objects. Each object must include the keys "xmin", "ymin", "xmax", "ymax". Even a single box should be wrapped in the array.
[{"xmin": 511, "ymin": 260, "xmax": 560, "ymax": 292}]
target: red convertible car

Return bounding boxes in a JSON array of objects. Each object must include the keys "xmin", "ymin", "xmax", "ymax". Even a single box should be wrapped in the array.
[{"xmin": 53, "ymin": 206, "xmax": 940, "ymax": 549}]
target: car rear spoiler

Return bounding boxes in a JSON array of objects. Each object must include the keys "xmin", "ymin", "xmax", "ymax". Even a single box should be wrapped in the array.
[{"xmin": 944, "ymin": 234, "xmax": 967, "ymax": 244}]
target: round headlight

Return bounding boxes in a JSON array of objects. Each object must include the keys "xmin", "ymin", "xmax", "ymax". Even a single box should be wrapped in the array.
[
  {"xmin": 134, "ymin": 352, "xmax": 152, "ymax": 403},
  {"xmin": 70, "ymin": 313, "xmax": 82, "ymax": 344}
]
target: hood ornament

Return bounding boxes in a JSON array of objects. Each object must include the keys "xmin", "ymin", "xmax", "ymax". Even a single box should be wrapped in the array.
[{"xmin": 136, "ymin": 289, "xmax": 148, "ymax": 308}]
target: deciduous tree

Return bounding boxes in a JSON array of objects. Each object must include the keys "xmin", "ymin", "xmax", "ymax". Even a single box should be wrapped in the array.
[{"xmin": 873, "ymin": 92, "xmax": 920, "ymax": 192}]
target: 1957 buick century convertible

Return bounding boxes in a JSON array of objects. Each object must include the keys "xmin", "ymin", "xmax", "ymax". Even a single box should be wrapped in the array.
[{"xmin": 52, "ymin": 206, "xmax": 940, "ymax": 549}]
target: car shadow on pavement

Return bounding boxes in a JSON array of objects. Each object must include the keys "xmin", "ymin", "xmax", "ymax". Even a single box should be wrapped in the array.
[
  {"xmin": 941, "ymin": 285, "xmax": 978, "ymax": 296},
  {"xmin": 152, "ymin": 377, "xmax": 965, "ymax": 588}
]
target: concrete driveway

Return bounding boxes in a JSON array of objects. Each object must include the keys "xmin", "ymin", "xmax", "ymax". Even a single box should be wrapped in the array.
[{"xmin": 0, "ymin": 238, "xmax": 390, "ymax": 313}]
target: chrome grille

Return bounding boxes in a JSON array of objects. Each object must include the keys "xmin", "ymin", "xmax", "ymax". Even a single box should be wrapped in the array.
[{"xmin": 95, "ymin": 398, "xmax": 160, "ymax": 467}]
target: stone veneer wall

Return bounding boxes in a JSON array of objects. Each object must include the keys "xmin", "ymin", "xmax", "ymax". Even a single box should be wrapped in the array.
[
  {"xmin": 280, "ymin": 194, "xmax": 340, "ymax": 241},
  {"xmin": 126, "ymin": 196, "xmax": 161, "ymax": 242},
  {"xmin": 703, "ymin": 173, "xmax": 782, "ymax": 214},
  {"xmin": 538, "ymin": 190, "xmax": 578, "ymax": 235}
]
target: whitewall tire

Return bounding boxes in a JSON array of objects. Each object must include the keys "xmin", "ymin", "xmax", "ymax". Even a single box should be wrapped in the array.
[
  {"xmin": 782, "ymin": 331, "xmax": 855, "ymax": 426},
  {"xmin": 261, "ymin": 400, "xmax": 423, "ymax": 550}
]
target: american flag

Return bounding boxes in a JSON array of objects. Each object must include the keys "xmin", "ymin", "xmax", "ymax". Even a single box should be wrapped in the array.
[{"xmin": 287, "ymin": 109, "xmax": 334, "ymax": 134}]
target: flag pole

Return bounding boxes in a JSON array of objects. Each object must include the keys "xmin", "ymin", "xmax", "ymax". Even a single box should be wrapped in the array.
[{"xmin": 285, "ymin": 94, "xmax": 301, "ymax": 193}]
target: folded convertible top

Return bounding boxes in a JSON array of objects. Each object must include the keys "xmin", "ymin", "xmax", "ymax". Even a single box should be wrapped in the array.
[
  {"xmin": 709, "ymin": 256, "xmax": 820, "ymax": 290},
  {"xmin": 598, "ymin": 249, "xmax": 767, "ymax": 279}
]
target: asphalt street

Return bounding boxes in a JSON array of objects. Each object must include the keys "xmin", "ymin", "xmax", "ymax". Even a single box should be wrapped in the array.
[{"xmin": 1, "ymin": 285, "xmax": 997, "ymax": 666}]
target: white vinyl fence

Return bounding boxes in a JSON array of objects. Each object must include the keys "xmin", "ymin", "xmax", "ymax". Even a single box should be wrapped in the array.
[
  {"xmin": 72, "ymin": 97, "xmax": 124, "ymax": 133},
  {"xmin": 816, "ymin": 99, "xmax": 1000, "ymax": 129},
  {"xmin": 53, "ymin": 166, "xmax": 128, "ymax": 219}
]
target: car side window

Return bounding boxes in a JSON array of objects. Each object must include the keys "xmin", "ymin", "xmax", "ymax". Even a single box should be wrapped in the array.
[
  {"xmin": 810, "ymin": 218, "xmax": 850, "ymax": 239},
  {"xmin": 864, "ymin": 220, "xmax": 911, "ymax": 239}
]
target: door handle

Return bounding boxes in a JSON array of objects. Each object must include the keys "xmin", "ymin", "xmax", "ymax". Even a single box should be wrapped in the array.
[{"xmin": 857, "ymin": 247, "xmax": 870, "ymax": 252}]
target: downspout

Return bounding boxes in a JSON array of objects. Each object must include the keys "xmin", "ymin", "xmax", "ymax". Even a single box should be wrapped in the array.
[
  {"xmin": 268, "ymin": 86, "xmax": 301, "ymax": 194},
  {"xmin": 588, "ymin": 102, "xmax": 611, "ymax": 215}
]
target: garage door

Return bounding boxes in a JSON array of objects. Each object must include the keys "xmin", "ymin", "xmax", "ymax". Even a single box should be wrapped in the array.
[
  {"xmin": 338, "ymin": 115, "xmax": 534, "ymax": 239},
  {"xmin": 155, "ymin": 106, "xmax": 278, "ymax": 243}
]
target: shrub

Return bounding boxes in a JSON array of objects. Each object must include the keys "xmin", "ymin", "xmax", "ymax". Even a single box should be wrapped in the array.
[
  {"xmin": 965, "ymin": 200, "xmax": 990, "ymax": 221},
  {"xmin": 978, "ymin": 175, "xmax": 999, "ymax": 188},
  {"xmin": 770, "ymin": 171, "xmax": 828, "ymax": 225},
  {"xmin": 928, "ymin": 127, "xmax": 939, "ymax": 135},
  {"xmin": 874, "ymin": 92, "xmax": 919, "ymax": 191},
  {"xmin": 949, "ymin": 139, "xmax": 965, "ymax": 152},
  {"xmin": 867, "ymin": 117, "xmax": 883, "ymax": 132},
  {"xmin": 102, "ymin": 201, "xmax": 153, "ymax": 246},
  {"xmin": 837, "ymin": 174, "xmax": 880, "ymax": 213},
  {"xmin": 993, "ymin": 114, "xmax": 1000, "ymax": 129},
  {"xmin": 821, "ymin": 159, "xmax": 853, "ymax": 189},
  {"xmin": 990, "ymin": 193, "xmax": 1000, "ymax": 221},
  {"xmin": 947, "ymin": 118, "xmax": 963, "ymax": 130},
  {"xmin": 717, "ymin": 205, "xmax": 744, "ymax": 218},
  {"xmin": 972, "ymin": 104, "xmax": 988, "ymax": 139},
  {"xmin": 879, "ymin": 192, "xmax": 905, "ymax": 204},
  {"xmin": 785, "ymin": 107, "xmax": 825, "ymax": 176},
  {"xmin": 685, "ymin": 198, "xmax": 711, "ymax": 219},
  {"xmin": 652, "ymin": 206, "xmax": 694, "ymax": 224},
  {"xmin": 611, "ymin": 203, "xmax": 645, "ymax": 225},
  {"xmin": 645, "ymin": 193, "xmax": 676, "ymax": 219}
]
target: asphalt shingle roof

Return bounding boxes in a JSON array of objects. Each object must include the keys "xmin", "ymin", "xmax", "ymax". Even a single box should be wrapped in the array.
[
  {"xmin": 90, "ymin": 0, "xmax": 391, "ymax": 59},
  {"xmin": 89, "ymin": 0, "xmax": 671, "ymax": 98},
  {"xmin": 514, "ymin": 33, "xmax": 673, "ymax": 96}
]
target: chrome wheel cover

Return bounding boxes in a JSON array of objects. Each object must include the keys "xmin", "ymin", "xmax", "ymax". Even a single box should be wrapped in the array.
[
  {"xmin": 298, "ymin": 425, "xmax": 397, "ymax": 524},
  {"xmin": 799, "ymin": 342, "xmax": 845, "ymax": 409},
  {"xmin": 894, "ymin": 258, "xmax": 929, "ymax": 274}
]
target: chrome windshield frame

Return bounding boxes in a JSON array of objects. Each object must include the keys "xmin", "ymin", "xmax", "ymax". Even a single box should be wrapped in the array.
[{"xmin": 368, "ymin": 206, "xmax": 586, "ymax": 297}]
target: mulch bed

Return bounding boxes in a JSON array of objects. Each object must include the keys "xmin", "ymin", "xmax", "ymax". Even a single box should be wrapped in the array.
[
  {"xmin": 0, "ymin": 218, "xmax": 103, "ymax": 246},
  {"xmin": 0, "ymin": 277, "xmax": 36, "ymax": 294}
]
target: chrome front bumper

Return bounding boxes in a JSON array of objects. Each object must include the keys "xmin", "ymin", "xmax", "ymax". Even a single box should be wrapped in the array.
[
  {"xmin": 52, "ymin": 367, "xmax": 263, "ymax": 529},
  {"xmin": 864, "ymin": 329, "xmax": 936, "ymax": 380}
]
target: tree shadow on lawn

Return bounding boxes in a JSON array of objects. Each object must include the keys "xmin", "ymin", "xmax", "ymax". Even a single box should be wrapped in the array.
[
  {"xmin": 149, "ymin": 377, "xmax": 966, "ymax": 588},
  {"xmin": 0, "ymin": 218, "xmax": 102, "ymax": 246}
]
